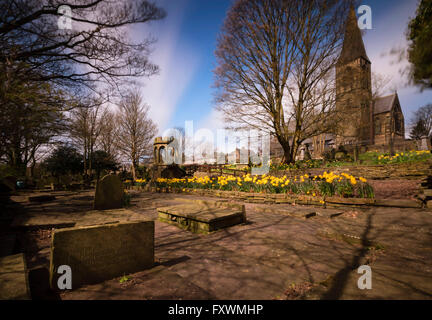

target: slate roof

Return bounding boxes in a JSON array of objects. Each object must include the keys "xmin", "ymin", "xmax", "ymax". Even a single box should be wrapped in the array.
[
  {"xmin": 374, "ymin": 93, "xmax": 397, "ymax": 115},
  {"xmin": 337, "ymin": 6, "xmax": 370, "ymax": 65}
]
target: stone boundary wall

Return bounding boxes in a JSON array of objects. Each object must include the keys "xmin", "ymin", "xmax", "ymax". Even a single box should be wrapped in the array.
[
  {"xmin": 270, "ymin": 160, "xmax": 432, "ymax": 180},
  {"xmin": 145, "ymin": 187, "xmax": 426, "ymax": 209}
]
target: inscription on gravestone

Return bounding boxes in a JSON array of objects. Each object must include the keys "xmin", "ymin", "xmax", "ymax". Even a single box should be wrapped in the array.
[{"xmin": 49, "ymin": 220, "xmax": 154, "ymax": 290}]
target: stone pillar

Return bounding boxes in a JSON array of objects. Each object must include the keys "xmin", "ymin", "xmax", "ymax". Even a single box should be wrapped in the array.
[
  {"xmin": 419, "ymin": 136, "xmax": 429, "ymax": 151},
  {"xmin": 299, "ymin": 147, "xmax": 305, "ymax": 161}
]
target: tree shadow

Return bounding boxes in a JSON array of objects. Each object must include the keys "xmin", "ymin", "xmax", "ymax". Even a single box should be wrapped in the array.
[{"xmin": 320, "ymin": 212, "xmax": 373, "ymax": 299}]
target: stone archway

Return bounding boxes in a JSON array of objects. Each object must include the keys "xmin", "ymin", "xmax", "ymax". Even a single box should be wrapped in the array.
[
  {"xmin": 158, "ymin": 146, "xmax": 166, "ymax": 164},
  {"xmin": 153, "ymin": 136, "xmax": 174, "ymax": 165}
]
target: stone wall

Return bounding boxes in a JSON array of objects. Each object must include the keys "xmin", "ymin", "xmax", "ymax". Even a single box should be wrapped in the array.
[
  {"xmin": 270, "ymin": 160, "xmax": 432, "ymax": 180},
  {"xmin": 150, "ymin": 187, "xmax": 425, "ymax": 209}
]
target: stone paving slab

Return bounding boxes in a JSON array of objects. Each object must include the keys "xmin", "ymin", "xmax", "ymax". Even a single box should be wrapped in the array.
[
  {"xmin": 6, "ymin": 191, "xmax": 432, "ymax": 300},
  {"xmin": 254, "ymin": 206, "xmax": 345, "ymax": 219},
  {"xmin": 60, "ymin": 265, "xmax": 213, "ymax": 300},
  {"xmin": 11, "ymin": 209, "xmax": 147, "ymax": 229},
  {"xmin": 0, "ymin": 234, "xmax": 16, "ymax": 257},
  {"xmin": 306, "ymin": 258, "xmax": 432, "ymax": 300},
  {"xmin": 0, "ymin": 253, "xmax": 31, "ymax": 300},
  {"xmin": 153, "ymin": 213, "xmax": 358, "ymax": 298}
]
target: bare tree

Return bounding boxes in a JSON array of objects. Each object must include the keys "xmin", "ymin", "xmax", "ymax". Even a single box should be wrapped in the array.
[
  {"xmin": 0, "ymin": 0, "xmax": 166, "ymax": 92},
  {"xmin": 115, "ymin": 89, "xmax": 157, "ymax": 180},
  {"xmin": 411, "ymin": 104, "xmax": 432, "ymax": 139},
  {"xmin": 69, "ymin": 99, "xmax": 104, "ymax": 178},
  {"xmin": 0, "ymin": 61, "xmax": 67, "ymax": 176},
  {"xmin": 372, "ymin": 72, "xmax": 392, "ymax": 100},
  {"xmin": 0, "ymin": 0, "xmax": 165, "ymax": 176},
  {"xmin": 98, "ymin": 108, "xmax": 118, "ymax": 158},
  {"xmin": 214, "ymin": 0, "xmax": 351, "ymax": 163}
]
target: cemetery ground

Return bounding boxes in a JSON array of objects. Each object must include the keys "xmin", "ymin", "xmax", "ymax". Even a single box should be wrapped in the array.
[{"xmin": 1, "ymin": 183, "xmax": 431, "ymax": 300}]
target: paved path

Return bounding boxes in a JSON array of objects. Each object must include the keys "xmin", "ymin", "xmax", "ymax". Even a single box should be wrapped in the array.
[{"xmin": 3, "ymin": 191, "xmax": 432, "ymax": 299}]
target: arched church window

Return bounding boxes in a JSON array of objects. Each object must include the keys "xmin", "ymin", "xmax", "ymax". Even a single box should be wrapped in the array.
[
  {"xmin": 394, "ymin": 113, "xmax": 401, "ymax": 133},
  {"xmin": 375, "ymin": 121, "xmax": 382, "ymax": 134}
]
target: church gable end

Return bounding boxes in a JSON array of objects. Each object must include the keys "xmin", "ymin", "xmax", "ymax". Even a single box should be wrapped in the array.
[{"xmin": 373, "ymin": 93, "xmax": 405, "ymax": 145}]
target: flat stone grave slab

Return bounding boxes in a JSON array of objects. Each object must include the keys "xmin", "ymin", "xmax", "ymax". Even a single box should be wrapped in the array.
[
  {"xmin": 28, "ymin": 194, "xmax": 56, "ymax": 202},
  {"xmin": 11, "ymin": 208, "xmax": 147, "ymax": 230},
  {"xmin": 0, "ymin": 253, "xmax": 31, "ymax": 300},
  {"xmin": 157, "ymin": 199, "xmax": 246, "ymax": 234},
  {"xmin": 49, "ymin": 220, "xmax": 154, "ymax": 290}
]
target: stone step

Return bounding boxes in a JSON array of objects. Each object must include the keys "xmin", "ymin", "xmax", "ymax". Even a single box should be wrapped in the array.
[
  {"xmin": 0, "ymin": 253, "xmax": 31, "ymax": 300},
  {"xmin": 423, "ymin": 189, "xmax": 432, "ymax": 197},
  {"xmin": 374, "ymin": 199, "xmax": 423, "ymax": 208}
]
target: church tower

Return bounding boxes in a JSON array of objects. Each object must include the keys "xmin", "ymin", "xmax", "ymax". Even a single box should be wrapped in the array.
[{"xmin": 335, "ymin": 6, "xmax": 373, "ymax": 146}]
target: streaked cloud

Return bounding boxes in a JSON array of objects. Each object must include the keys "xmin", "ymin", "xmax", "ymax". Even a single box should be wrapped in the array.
[
  {"xmin": 363, "ymin": 0, "xmax": 432, "ymax": 126},
  {"xmin": 133, "ymin": 0, "xmax": 200, "ymax": 133}
]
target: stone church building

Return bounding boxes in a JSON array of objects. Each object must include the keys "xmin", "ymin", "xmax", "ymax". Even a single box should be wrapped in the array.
[
  {"xmin": 271, "ymin": 6, "xmax": 413, "ymax": 161},
  {"xmin": 335, "ymin": 6, "xmax": 405, "ymax": 148}
]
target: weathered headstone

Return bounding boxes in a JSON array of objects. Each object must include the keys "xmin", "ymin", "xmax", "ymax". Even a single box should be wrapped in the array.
[
  {"xmin": 49, "ymin": 220, "xmax": 154, "ymax": 290},
  {"xmin": 93, "ymin": 174, "xmax": 124, "ymax": 210}
]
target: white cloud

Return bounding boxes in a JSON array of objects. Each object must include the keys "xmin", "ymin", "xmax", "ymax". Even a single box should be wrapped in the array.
[
  {"xmin": 363, "ymin": 1, "xmax": 432, "ymax": 124},
  {"xmin": 132, "ymin": 0, "xmax": 200, "ymax": 134},
  {"xmin": 197, "ymin": 108, "xmax": 226, "ymax": 132}
]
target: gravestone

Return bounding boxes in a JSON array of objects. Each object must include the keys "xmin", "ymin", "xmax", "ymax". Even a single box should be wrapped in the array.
[
  {"xmin": 93, "ymin": 174, "xmax": 124, "ymax": 210},
  {"xmin": 157, "ymin": 199, "xmax": 246, "ymax": 234},
  {"xmin": 49, "ymin": 220, "xmax": 154, "ymax": 290}
]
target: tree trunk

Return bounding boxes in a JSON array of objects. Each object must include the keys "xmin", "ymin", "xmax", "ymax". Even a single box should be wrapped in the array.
[
  {"xmin": 280, "ymin": 141, "xmax": 293, "ymax": 164},
  {"xmin": 131, "ymin": 162, "xmax": 137, "ymax": 181}
]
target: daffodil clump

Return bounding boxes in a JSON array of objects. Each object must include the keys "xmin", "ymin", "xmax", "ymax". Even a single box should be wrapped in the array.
[
  {"xmin": 123, "ymin": 178, "xmax": 147, "ymax": 187},
  {"xmin": 134, "ymin": 178, "xmax": 147, "ymax": 186},
  {"xmin": 360, "ymin": 150, "xmax": 431, "ymax": 164},
  {"xmin": 155, "ymin": 171, "xmax": 374, "ymax": 198}
]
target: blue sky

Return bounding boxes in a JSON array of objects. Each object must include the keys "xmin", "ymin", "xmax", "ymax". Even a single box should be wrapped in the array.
[{"xmin": 136, "ymin": 0, "xmax": 432, "ymax": 136}]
